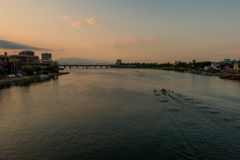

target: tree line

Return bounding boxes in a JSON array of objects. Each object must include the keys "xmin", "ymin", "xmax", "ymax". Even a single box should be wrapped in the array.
[
  {"xmin": 121, "ymin": 61, "xmax": 212, "ymax": 69},
  {"xmin": 22, "ymin": 61, "xmax": 60, "ymax": 75}
]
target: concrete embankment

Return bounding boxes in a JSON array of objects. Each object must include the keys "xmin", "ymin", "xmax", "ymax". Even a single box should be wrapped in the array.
[{"xmin": 0, "ymin": 72, "xmax": 70, "ymax": 87}]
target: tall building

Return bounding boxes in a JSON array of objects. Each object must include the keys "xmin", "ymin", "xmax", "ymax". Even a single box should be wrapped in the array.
[
  {"xmin": 0, "ymin": 54, "xmax": 9, "ymax": 72},
  {"xmin": 9, "ymin": 50, "xmax": 39, "ymax": 63},
  {"xmin": 42, "ymin": 53, "xmax": 52, "ymax": 62},
  {"xmin": 116, "ymin": 59, "xmax": 121, "ymax": 65},
  {"xmin": 19, "ymin": 50, "xmax": 35, "ymax": 56}
]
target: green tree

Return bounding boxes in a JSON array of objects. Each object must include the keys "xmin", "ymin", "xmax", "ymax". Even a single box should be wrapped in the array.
[
  {"xmin": 176, "ymin": 62, "xmax": 187, "ymax": 68},
  {"xmin": 22, "ymin": 66, "xmax": 33, "ymax": 75},
  {"xmin": 0, "ymin": 68, "xmax": 4, "ymax": 75},
  {"xmin": 49, "ymin": 61, "xmax": 59, "ymax": 73},
  {"xmin": 31, "ymin": 66, "xmax": 42, "ymax": 74},
  {"xmin": 33, "ymin": 60, "xmax": 41, "ymax": 63},
  {"xmin": 9, "ymin": 58, "xmax": 19, "ymax": 62}
]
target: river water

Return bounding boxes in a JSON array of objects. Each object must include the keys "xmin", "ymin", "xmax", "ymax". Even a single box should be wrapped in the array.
[{"xmin": 0, "ymin": 68, "xmax": 240, "ymax": 160}]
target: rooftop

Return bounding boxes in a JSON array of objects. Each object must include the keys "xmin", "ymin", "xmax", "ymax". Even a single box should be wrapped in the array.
[
  {"xmin": 10, "ymin": 55, "xmax": 39, "ymax": 58},
  {"xmin": 20, "ymin": 50, "xmax": 34, "ymax": 52},
  {"xmin": 0, "ymin": 55, "xmax": 9, "ymax": 58}
]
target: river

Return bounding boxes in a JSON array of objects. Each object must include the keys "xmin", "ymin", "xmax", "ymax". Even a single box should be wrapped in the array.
[{"xmin": 0, "ymin": 68, "xmax": 240, "ymax": 160}]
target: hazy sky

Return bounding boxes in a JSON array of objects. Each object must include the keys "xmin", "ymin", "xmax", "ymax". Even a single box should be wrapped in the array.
[{"xmin": 0, "ymin": 0, "xmax": 240, "ymax": 63}]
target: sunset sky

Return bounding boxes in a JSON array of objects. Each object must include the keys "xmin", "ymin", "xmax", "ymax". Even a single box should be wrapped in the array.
[{"xmin": 0, "ymin": 0, "xmax": 240, "ymax": 63}]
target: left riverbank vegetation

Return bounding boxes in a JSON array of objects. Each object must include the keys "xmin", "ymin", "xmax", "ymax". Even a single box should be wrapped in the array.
[
  {"xmin": 22, "ymin": 61, "xmax": 60, "ymax": 75},
  {"xmin": 0, "ymin": 61, "xmax": 62, "ymax": 81}
]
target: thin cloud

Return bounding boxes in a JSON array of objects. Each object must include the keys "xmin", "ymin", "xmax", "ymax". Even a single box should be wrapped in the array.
[
  {"xmin": 0, "ymin": 40, "xmax": 50, "ymax": 50},
  {"xmin": 86, "ymin": 18, "xmax": 100, "ymax": 26},
  {"xmin": 105, "ymin": 37, "xmax": 157, "ymax": 48},
  {"xmin": 61, "ymin": 16, "xmax": 70, "ymax": 20},
  {"xmin": 70, "ymin": 21, "xmax": 87, "ymax": 27}
]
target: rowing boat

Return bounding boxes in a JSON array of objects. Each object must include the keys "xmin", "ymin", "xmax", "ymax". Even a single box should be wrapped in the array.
[{"xmin": 161, "ymin": 90, "xmax": 168, "ymax": 95}]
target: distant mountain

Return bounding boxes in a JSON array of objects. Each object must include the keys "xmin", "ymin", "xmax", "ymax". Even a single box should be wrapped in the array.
[{"xmin": 56, "ymin": 57, "xmax": 114, "ymax": 65}]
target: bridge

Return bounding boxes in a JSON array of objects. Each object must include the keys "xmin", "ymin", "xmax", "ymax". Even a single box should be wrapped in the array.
[{"xmin": 59, "ymin": 63, "xmax": 136, "ymax": 69}]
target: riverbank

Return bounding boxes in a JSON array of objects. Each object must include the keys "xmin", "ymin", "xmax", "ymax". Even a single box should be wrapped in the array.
[
  {"xmin": 111, "ymin": 66, "xmax": 240, "ymax": 81},
  {"xmin": 0, "ymin": 72, "xmax": 70, "ymax": 86},
  {"xmin": 112, "ymin": 66, "xmax": 194, "ymax": 72}
]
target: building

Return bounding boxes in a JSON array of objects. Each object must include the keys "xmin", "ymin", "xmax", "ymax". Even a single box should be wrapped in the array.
[
  {"xmin": 22, "ymin": 62, "xmax": 51, "ymax": 70},
  {"xmin": 0, "ymin": 52, "xmax": 9, "ymax": 74},
  {"xmin": 19, "ymin": 50, "xmax": 35, "ymax": 56},
  {"xmin": 204, "ymin": 66, "xmax": 215, "ymax": 70},
  {"xmin": 6, "ymin": 62, "xmax": 22, "ymax": 74},
  {"xmin": 174, "ymin": 61, "xmax": 183, "ymax": 65},
  {"xmin": 16, "ymin": 50, "xmax": 39, "ymax": 63},
  {"xmin": 116, "ymin": 59, "xmax": 121, "ymax": 65},
  {"xmin": 211, "ymin": 62, "xmax": 220, "ymax": 69},
  {"xmin": 233, "ymin": 62, "xmax": 240, "ymax": 71},
  {"xmin": 9, "ymin": 55, "xmax": 39, "ymax": 63},
  {"xmin": 146, "ymin": 63, "xmax": 158, "ymax": 65},
  {"xmin": 42, "ymin": 53, "xmax": 52, "ymax": 62}
]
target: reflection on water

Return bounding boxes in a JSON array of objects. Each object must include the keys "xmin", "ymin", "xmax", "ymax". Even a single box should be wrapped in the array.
[
  {"xmin": 0, "ymin": 76, "xmax": 59, "ymax": 89},
  {"xmin": 0, "ymin": 69, "xmax": 240, "ymax": 160}
]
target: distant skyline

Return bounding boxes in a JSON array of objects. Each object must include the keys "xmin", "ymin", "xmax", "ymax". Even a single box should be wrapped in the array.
[{"xmin": 0, "ymin": 0, "xmax": 240, "ymax": 63}]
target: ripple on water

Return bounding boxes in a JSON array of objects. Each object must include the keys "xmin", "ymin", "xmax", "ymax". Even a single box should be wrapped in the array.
[
  {"xmin": 190, "ymin": 101, "xmax": 202, "ymax": 104},
  {"xmin": 222, "ymin": 118, "xmax": 235, "ymax": 122},
  {"xmin": 180, "ymin": 121, "xmax": 202, "ymax": 129},
  {"xmin": 184, "ymin": 98, "xmax": 194, "ymax": 101},
  {"xmin": 175, "ymin": 93, "xmax": 181, "ymax": 95},
  {"xmin": 166, "ymin": 120, "xmax": 201, "ymax": 130},
  {"xmin": 175, "ymin": 94, "xmax": 186, "ymax": 97},
  {"xmin": 206, "ymin": 110, "xmax": 221, "ymax": 115},
  {"xmin": 154, "ymin": 94, "xmax": 161, "ymax": 96},
  {"xmin": 199, "ymin": 105, "xmax": 211, "ymax": 109},
  {"xmin": 163, "ymin": 108, "xmax": 179, "ymax": 112},
  {"xmin": 158, "ymin": 100, "xmax": 168, "ymax": 103}
]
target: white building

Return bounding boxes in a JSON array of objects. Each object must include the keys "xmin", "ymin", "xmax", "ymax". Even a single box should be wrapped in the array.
[{"xmin": 233, "ymin": 62, "xmax": 240, "ymax": 70}]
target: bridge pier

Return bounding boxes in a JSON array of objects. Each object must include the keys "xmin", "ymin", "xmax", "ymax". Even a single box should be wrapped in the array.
[
  {"xmin": 106, "ymin": 66, "xmax": 108, "ymax": 69},
  {"xmin": 69, "ymin": 66, "xmax": 71, "ymax": 69},
  {"xmin": 94, "ymin": 66, "xmax": 96, "ymax": 68},
  {"xmin": 64, "ymin": 66, "xmax": 66, "ymax": 68},
  {"xmin": 76, "ymin": 66, "xmax": 78, "ymax": 68},
  {"xmin": 100, "ymin": 66, "xmax": 102, "ymax": 68}
]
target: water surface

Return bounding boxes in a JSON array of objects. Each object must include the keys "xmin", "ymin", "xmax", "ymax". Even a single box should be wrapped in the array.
[{"xmin": 0, "ymin": 69, "xmax": 240, "ymax": 160}]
